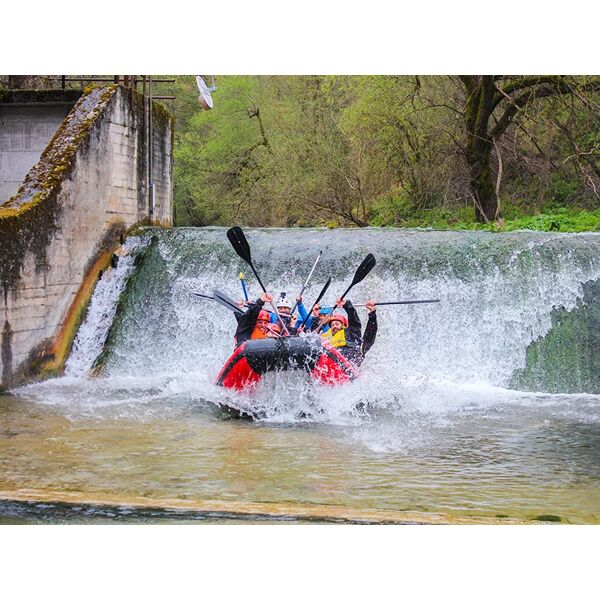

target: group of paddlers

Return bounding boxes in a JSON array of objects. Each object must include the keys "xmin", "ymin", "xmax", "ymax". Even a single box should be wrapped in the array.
[{"xmin": 233, "ymin": 293, "xmax": 377, "ymax": 367}]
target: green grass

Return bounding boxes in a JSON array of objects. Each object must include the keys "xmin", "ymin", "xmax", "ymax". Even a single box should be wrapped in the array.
[{"xmin": 372, "ymin": 202, "xmax": 600, "ymax": 232}]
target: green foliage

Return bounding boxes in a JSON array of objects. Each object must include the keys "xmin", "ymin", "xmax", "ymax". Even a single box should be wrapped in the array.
[
  {"xmin": 547, "ymin": 173, "xmax": 580, "ymax": 204},
  {"xmin": 502, "ymin": 207, "xmax": 600, "ymax": 232},
  {"xmin": 169, "ymin": 76, "xmax": 600, "ymax": 229},
  {"xmin": 371, "ymin": 202, "xmax": 600, "ymax": 233},
  {"xmin": 171, "ymin": 76, "xmax": 269, "ymax": 225}
]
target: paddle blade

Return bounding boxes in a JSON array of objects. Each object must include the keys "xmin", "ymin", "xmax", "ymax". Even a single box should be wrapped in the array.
[
  {"xmin": 213, "ymin": 289, "xmax": 244, "ymax": 315},
  {"xmin": 352, "ymin": 253, "xmax": 376, "ymax": 286},
  {"xmin": 340, "ymin": 253, "xmax": 376, "ymax": 300},
  {"xmin": 226, "ymin": 226, "xmax": 252, "ymax": 264}
]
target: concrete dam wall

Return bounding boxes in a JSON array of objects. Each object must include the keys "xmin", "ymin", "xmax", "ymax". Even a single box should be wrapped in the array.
[
  {"xmin": 0, "ymin": 85, "xmax": 173, "ymax": 388},
  {"xmin": 0, "ymin": 89, "xmax": 82, "ymax": 201}
]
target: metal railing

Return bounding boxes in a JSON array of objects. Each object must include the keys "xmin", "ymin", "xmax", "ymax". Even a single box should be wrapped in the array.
[{"xmin": 55, "ymin": 76, "xmax": 176, "ymax": 221}]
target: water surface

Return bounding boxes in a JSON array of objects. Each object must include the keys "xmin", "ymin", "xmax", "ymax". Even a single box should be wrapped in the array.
[{"xmin": 3, "ymin": 227, "xmax": 600, "ymax": 523}]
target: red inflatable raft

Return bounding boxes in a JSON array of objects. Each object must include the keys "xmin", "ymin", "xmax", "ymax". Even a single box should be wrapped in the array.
[{"xmin": 216, "ymin": 335, "xmax": 359, "ymax": 391}]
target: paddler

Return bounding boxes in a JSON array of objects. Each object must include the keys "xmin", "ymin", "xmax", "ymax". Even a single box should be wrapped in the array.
[
  {"xmin": 234, "ymin": 293, "xmax": 273, "ymax": 346},
  {"xmin": 308, "ymin": 305, "xmax": 334, "ymax": 332},
  {"xmin": 270, "ymin": 293, "xmax": 310, "ymax": 334},
  {"xmin": 320, "ymin": 298, "xmax": 377, "ymax": 366},
  {"xmin": 271, "ymin": 294, "xmax": 293, "ymax": 324}
]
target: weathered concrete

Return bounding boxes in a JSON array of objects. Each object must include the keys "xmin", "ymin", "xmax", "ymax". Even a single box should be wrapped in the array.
[
  {"xmin": 0, "ymin": 489, "xmax": 533, "ymax": 524},
  {"xmin": 0, "ymin": 85, "xmax": 173, "ymax": 388},
  {"xmin": 0, "ymin": 90, "xmax": 82, "ymax": 201}
]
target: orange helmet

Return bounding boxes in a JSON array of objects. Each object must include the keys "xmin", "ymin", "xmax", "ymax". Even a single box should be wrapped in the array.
[
  {"xmin": 257, "ymin": 310, "xmax": 270, "ymax": 322},
  {"xmin": 329, "ymin": 313, "xmax": 348, "ymax": 328}
]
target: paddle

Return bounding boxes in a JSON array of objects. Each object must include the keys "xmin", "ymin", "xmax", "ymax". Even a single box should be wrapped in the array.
[
  {"xmin": 192, "ymin": 291, "xmax": 244, "ymax": 315},
  {"xmin": 315, "ymin": 253, "xmax": 376, "ymax": 333},
  {"xmin": 226, "ymin": 226, "xmax": 290, "ymax": 335},
  {"xmin": 297, "ymin": 276, "xmax": 332, "ymax": 332},
  {"xmin": 239, "ymin": 272, "xmax": 249, "ymax": 302},
  {"xmin": 226, "ymin": 227, "xmax": 265, "ymax": 290},
  {"xmin": 290, "ymin": 250, "xmax": 322, "ymax": 316},
  {"xmin": 212, "ymin": 289, "xmax": 245, "ymax": 315},
  {"xmin": 340, "ymin": 253, "xmax": 376, "ymax": 300},
  {"xmin": 192, "ymin": 292, "xmax": 214, "ymax": 301},
  {"xmin": 354, "ymin": 299, "xmax": 440, "ymax": 307}
]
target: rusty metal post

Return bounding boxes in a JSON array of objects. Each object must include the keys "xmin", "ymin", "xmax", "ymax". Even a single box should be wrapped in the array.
[
  {"xmin": 130, "ymin": 75, "xmax": 136, "ymax": 111},
  {"xmin": 142, "ymin": 76, "xmax": 148, "ymax": 211},
  {"xmin": 148, "ymin": 76, "xmax": 154, "ymax": 219}
]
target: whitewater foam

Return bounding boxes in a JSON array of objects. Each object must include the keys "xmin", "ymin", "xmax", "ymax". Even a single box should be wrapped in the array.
[{"xmin": 14, "ymin": 227, "xmax": 600, "ymax": 429}]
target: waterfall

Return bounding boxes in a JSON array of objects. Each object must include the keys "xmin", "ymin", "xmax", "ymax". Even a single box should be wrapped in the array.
[
  {"xmin": 41, "ymin": 226, "xmax": 600, "ymax": 420},
  {"xmin": 65, "ymin": 237, "xmax": 144, "ymax": 376}
]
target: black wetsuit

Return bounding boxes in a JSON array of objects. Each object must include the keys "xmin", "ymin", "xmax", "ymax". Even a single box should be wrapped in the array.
[
  {"xmin": 234, "ymin": 298, "xmax": 265, "ymax": 346},
  {"xmin": 337, "ymin": 300, "xmax": 378, "ymax": 367},
  {"xmin": 362, "ymin": 309, "xmax": 378, "ymax": 358}
]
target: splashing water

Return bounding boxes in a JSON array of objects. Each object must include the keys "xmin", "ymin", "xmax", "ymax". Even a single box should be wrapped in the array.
[
  {"xmin": 64, "ymin": 237, "xmax": 145, "ymax": 377},
  {"xmin": 18, "ymin": 228, "xmax": 600, "ymax": 420},
  {"xmin": 55, "ymin": 228, "xmax": 599, "ymax": 415},
  {"xmin": 7, "ymin": 227, "xmax": 600, "ymax": 523}
]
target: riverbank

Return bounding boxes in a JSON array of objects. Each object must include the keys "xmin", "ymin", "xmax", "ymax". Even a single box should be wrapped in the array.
[{"xmin": 0, "ymin": 489, "xmax": 532, "ymax": 525}]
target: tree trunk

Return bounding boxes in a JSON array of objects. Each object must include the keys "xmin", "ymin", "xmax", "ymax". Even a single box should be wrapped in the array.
[
  {"xmin": 467, "ymin": 141, "xmax": 497, "ymax": 222},
  {"xmin": 459, "ymin": 75, "xmax": 600, "ymax": 222},
  {"xmin": 460, "ymin": 76, "xmax": 499, "ymax": 223}
]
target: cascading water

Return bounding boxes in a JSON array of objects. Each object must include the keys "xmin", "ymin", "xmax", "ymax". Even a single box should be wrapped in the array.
[
  {"xmin": 64, "ymin": 237, "xmax": 145, "ymax": 377},
  {"xmin": 7, "ymin": 227, "xmax": 600, "ymax": 523},
  {"xmin": 68, "ymin": 227, "xmax": 600, "ymax": 414}
]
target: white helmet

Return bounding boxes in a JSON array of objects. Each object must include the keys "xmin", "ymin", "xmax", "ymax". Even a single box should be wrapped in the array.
[{"xmin": 277, "ymin": 296, "xmax": 293, "ymax": 310}]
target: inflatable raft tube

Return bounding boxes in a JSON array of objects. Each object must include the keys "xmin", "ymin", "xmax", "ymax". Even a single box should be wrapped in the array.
[{"xmin": 215, "ymin": 335, "xmax": 358, "ymax": 391}]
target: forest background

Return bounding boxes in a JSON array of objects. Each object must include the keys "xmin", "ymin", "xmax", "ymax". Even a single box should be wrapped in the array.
[{"xmin": 168, "ymin": 75, "xmax": 600, "ymax": 232}]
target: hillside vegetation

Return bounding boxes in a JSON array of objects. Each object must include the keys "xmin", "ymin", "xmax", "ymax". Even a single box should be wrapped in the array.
[{"xmin": 159, "ymin": 76, "xmax": 600, "ymax": 230}]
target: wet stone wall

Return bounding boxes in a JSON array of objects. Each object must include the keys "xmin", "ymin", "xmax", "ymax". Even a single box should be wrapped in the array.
[{"xmin": 0, "ymin": 86, "xmax": 173, "ymax": 388}]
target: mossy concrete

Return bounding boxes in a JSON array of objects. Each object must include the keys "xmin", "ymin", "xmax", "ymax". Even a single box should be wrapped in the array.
[
  {"xmin": 0, "ymin": 85, "xmax": 174, "ymax": 388},
  {"xmin": 511, "ymin": 278, "xmax": 600, "ymax": 394}
]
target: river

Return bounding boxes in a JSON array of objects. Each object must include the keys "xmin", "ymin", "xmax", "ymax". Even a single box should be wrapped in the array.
[{"xmin": 2, "ymin": 227, "xmax": 600, "ymax": 523}]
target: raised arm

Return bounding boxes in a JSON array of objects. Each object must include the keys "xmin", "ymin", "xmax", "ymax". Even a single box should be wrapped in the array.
[{"xmin": 362, "ymin": 300, "xmax": 377, "ymax": 356}]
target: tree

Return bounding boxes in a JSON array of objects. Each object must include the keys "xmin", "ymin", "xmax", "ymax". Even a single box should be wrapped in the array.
[{"xmin": 458, "ymin": 76, "xmax": 600, "ymax": 222}]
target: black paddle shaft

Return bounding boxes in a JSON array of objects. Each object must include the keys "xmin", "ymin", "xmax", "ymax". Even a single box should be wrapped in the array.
[
  {"xmin": 377, "ymin": 299, "xmax": 439, "ymax": 306},
  {"xmin": 298, "ymin": 276, "xmax": 332, "ymax": 331},
  {"xmin": 314, "ymin": 253, "xmax": 376, "ymax": 334}
]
